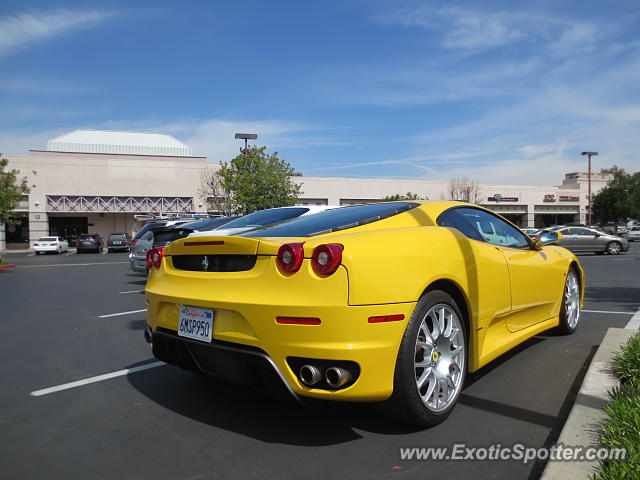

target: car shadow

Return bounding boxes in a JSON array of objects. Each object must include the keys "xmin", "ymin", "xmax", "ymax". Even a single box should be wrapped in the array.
[
  {"xmin": 126, "ymin": 359, "xmax": 422, "ymax": 446},
  {"xmin": 128, "ymin": 319, "xmax": 147, "ymax": 331}
]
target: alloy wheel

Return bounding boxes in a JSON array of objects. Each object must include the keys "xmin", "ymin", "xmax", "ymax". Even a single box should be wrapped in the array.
[
  {"xmin": 414, "ymin": 303, "xmax": 465, "ymax": 412},
  {"xmin": 564, "ymin": 271, "xmax": 581, "ymax": 329},
  {"xmin": 607, "ymin": 242, "xmax": 621, "ymax": 255}
]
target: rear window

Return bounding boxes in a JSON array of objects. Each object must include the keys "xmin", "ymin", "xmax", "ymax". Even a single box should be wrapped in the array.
[
  {"xmin": 79, "ymin": 234, "xmax": 96, "ymax": 239},
  {"xmin": 181, "ymin": 217, "xmax": 235, "ymax": 231},
  {"xmin": 152, "ymin": 229, "xmax": 193, "ymax": 247},
  {"xmin": 38, "ymin": 237, "xmax": 57, "ymax": 241},
  {"xmin": 244, "ymin": 202, "xmax": 419, "ymax": 237},
  {"xmin": 109, "ymin": 234, "xmax": 127, "ymax": 240},
  {"xmin": 218, "ymin": 208, "xmax": 310, "ymax": 230},
  {"xmin": 134, "ymin": 222, "xmax": 164, "ymax": 239}
]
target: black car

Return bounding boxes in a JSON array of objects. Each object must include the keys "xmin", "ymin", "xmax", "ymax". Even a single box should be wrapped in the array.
[
  {"xmin": 76, "ymin": 234, "xmax": 104, "ymax": 253},
  {"xmin": 107, "ymin": 232, "xmax": 132, "ymax": 252}
]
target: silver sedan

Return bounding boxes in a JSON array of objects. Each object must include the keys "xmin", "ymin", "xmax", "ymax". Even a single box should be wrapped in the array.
[{"xmin": 551, "ymin": 226, "xmax": 630, "ymax": 255}]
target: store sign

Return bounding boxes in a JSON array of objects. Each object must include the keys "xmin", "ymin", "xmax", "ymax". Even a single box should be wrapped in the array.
[
  {"xmin": 543, "ymin": 194, "xmax": 556, "ymax": 202},
  {"xmin": 559, "ymin": 195, "xmax": 579, "ymax": 202},
  {"xmin": 7, "ymin": 225, "xmax": 17, "ymax": 233},
  {"xmin": 488, "ymin": 194, "xmax": 518, "ymax": 202}
]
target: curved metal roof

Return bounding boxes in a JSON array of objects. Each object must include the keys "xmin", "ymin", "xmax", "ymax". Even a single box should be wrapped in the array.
[{"xmin": 47, "ymin": 129, "xmax": 193, "ymax": 156}]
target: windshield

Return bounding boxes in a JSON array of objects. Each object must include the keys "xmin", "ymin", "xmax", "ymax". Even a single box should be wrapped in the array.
[
  {"xmin": 134, "ymin": 222, "xmax": 163, "ymax": 239},
  {"xmin": 244, "ymin": 202, "xmax": 419, "ymax": 237},
  {"xmin": 152, "ymin": 229, "xmax": 193, "ymax": 247},
  {"xmin": 181, "ymin": 217, "xmax": 235, "ymax": 231},
  {"xmin": 214, "ymin": 208, "xmax": 310, "ymax": 229}
]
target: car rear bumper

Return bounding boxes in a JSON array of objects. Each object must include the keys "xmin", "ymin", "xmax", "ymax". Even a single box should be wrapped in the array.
[
  {"xmin": 108, "ymin": 245, "xmax": 130, "ymax": 251},
  {"xmin": 33, "ymin": 246, "xmax": 60, "ymax": 252},
  {"xmin": 145, "ymin": 256, "xmax": 415, "ymax": 401},
  {"xmin": 130, "ymin": 254, "xmax": 148, "ymax": 273},
  {"xmin": 77, "ymin": 245, "xmax": 100, "ymax": 251}
]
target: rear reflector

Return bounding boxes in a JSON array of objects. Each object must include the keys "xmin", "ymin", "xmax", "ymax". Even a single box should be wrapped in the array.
[
  {"xmin": 184, "ymin": 241, "xmax": 225, "ymax": 246},
  {"xmin": 276, "ymin": 317, "xmax": 321, "ymax": 325},
  {"xmin": 368, "ymin": 314, "xmax": 405, "ymax": 323}
]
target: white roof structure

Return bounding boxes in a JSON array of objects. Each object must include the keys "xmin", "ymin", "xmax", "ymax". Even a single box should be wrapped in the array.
[{"xmin": 46, "ymin": 129, "xmax": 193, "ymax": 157}]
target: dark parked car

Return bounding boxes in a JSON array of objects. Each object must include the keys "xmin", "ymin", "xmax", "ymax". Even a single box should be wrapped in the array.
[
  {"xmin": 131, "ymin": 218, "xmax": 199, "ymax": 249},
  {"xmin": 76, "ymin": 234, "xmax": 104, "ymax": 253},
  {"xmin": 64, "ymin": 234, "xmax": 80, "ymax": 248},
  {"xmin": 130, "ymin": 226, "xmax": 195, "ymax": 274},
  {"xmin": 129, "ymin": 218, "xmax": 238, "ymax": 274},
  {"xmin": 107, "ymin": 232, "xmax": 132, "ymax": 252}
]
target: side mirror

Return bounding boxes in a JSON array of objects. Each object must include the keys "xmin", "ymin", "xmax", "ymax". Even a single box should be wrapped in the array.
[{"xmin": 533, "ymin": 230, "xmax": 563, "ymax": 250}]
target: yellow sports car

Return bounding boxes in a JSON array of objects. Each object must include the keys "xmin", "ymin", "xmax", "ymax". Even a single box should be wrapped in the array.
[{"xmin": 144, "ymin": 201, "xmax": 584, "ymax": 426}]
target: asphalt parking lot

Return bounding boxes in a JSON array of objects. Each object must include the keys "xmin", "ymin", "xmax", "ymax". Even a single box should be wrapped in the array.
[{"xmin": 1, "ymin": 247, "xmax": 638, "ymax": 480}]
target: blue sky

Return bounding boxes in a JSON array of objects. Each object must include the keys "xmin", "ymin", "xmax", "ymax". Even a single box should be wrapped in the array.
[{"xmin": 1, "ymin": 0, "xmax": 639, "ymax": 185}]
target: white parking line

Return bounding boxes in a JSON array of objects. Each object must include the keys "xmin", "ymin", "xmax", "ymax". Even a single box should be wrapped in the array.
[
  {"xmin": 17, "ymin": 262, "xmax": 129, "ymax": 268},
  {"xmin": 582, "ymin": 309, "xmax": 635, "ymax": 315},
  {"xmin": 118, "ymin": 289, "xmax": 145, "ymax": 294},
  {"xmin": 30, "ymin": 361, "xmax": 166, "ymax": 397},
  {"xmin": 98, "ymin": 308, "xmax": 147, "ymax": 318},
  {"xmin": 625, "ymin": 308, "xmax": 640, "ymax": 330}
]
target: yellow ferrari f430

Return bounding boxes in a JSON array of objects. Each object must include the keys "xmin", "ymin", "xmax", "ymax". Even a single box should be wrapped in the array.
[{"xmin": 144, "ymin": 201, "xmax": 584, "ymax": 426}]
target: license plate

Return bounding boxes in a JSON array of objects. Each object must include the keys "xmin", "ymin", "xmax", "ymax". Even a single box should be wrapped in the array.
[
  {"xmin": 113, "ymin": 241, "xmax": 122, "ymax": 244},
  {"xmin": 178, "ymin": 305, "xmax": 213, "ymax": 342}
]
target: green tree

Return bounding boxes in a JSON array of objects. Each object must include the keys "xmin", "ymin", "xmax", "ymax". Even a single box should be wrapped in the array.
[
  {"xmin": 592, "ymin": 166, "xmax": 640, "ymax": 227},
  {"xmin": 0, "ymin": 155, "xmax": 30, "ymax": 225},
  {"xmin": 217, "ymin": 146, "xmax": 303, "ymax": 215},
  {"xmin": 381, "ymin": 192, "xmax": 427, "ymax": 201}
]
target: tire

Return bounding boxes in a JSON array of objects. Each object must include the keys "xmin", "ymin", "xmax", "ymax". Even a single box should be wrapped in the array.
[
  {"xmin": 606, "ymin": 242, "xmax": 622, "ymax": 255},
  {"xmin": 557, "ymin": 268, "xmax": 581, "ymax": 334},
  {"xmin": 57, "ymin": 247, "xmax": 61, "ymax": 254},
  {"xmin": 380, "ymin": 290, "xmax": 467, "ymax": 427}
]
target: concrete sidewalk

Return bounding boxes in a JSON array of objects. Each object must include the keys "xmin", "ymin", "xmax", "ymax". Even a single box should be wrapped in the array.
[{"xmin": 540, "ymin": 319, "xmax": 639, "ymax": 480}]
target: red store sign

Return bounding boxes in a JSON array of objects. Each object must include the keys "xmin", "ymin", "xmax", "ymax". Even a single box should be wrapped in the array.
[{"xmin": 559, "ymin": 195, "xmax": 579, "ymax": 202}]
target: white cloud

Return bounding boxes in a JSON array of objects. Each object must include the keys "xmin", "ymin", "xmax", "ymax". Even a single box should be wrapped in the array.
[
  {"xmin": 374, "ymin": 4, "xmax": 601, "ymax": 56},
  {"xmin": 0, "ymin": 9, "xmax": 117, "ymax": 58}
]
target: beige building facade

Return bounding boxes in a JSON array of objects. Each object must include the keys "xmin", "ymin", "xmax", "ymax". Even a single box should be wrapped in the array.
[{"xmin": 1, "ymin": 130, "xmax": 612, "ymax": 250}]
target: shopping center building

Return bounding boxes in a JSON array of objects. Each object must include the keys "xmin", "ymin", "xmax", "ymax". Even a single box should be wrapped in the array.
[{"xmin": 1, "ymin": 129, "xmax": 612, "ymax": 250}]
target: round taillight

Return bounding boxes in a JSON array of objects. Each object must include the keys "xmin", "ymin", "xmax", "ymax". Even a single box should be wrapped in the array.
[
  {"xmin": 145, "ymin": 247, "xmax": 164, "ymax": 269},
  {"xmin": 311, "ymin": 244, "xmax": 344, "ymax": 276},
  {"xmin": 276, "ymin": 243, "xmax": 304, "ymax": 274}
]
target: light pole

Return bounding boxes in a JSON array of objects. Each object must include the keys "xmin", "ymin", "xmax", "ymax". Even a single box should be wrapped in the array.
[
  {"xmin": 581, "ymin": 151, "xmax": 598, "ymax": 227},
  {"xmin": 234, "ymin": 133, "xmax": 257, "ymax": 154}
]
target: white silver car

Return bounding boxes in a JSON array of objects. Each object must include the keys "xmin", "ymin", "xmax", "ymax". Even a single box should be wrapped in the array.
[
  {"xmin": 625, "ymin": 225, "xmax": 640, "ymax": 241},
  {"xmin": 188, "ymin": 206, "xmax": 338, "ymax": 238},
  {"xmin": 33, "ymin": 236, "xmax": 69, "ymax": 255}
]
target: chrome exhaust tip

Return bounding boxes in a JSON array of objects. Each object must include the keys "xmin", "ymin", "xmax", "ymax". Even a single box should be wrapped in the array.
[
  {"xmin": 143, "ymin": 326, "xmax": 153, "ymax": 344},
  {"xmin": 325, "ymin": 367, "xmax": 352, "ymax": 388},
  {"xmin": 299, "ymin": 364, "xmax": 322, "ymax": 386}
]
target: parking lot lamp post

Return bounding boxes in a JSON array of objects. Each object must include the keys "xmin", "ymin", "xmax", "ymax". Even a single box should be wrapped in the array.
[
  {"xmin": 581, "ymin": 151, "xmax": 598, "ymax": 227},
  {"xmin": 234, "ymin": 133, "xmax": 257, "ymax": 154}
]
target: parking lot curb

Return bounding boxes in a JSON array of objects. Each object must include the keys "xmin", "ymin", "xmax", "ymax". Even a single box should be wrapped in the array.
[{"xmin": 539, "ymin": 327, "xmax": 637, "ymax": 480}]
